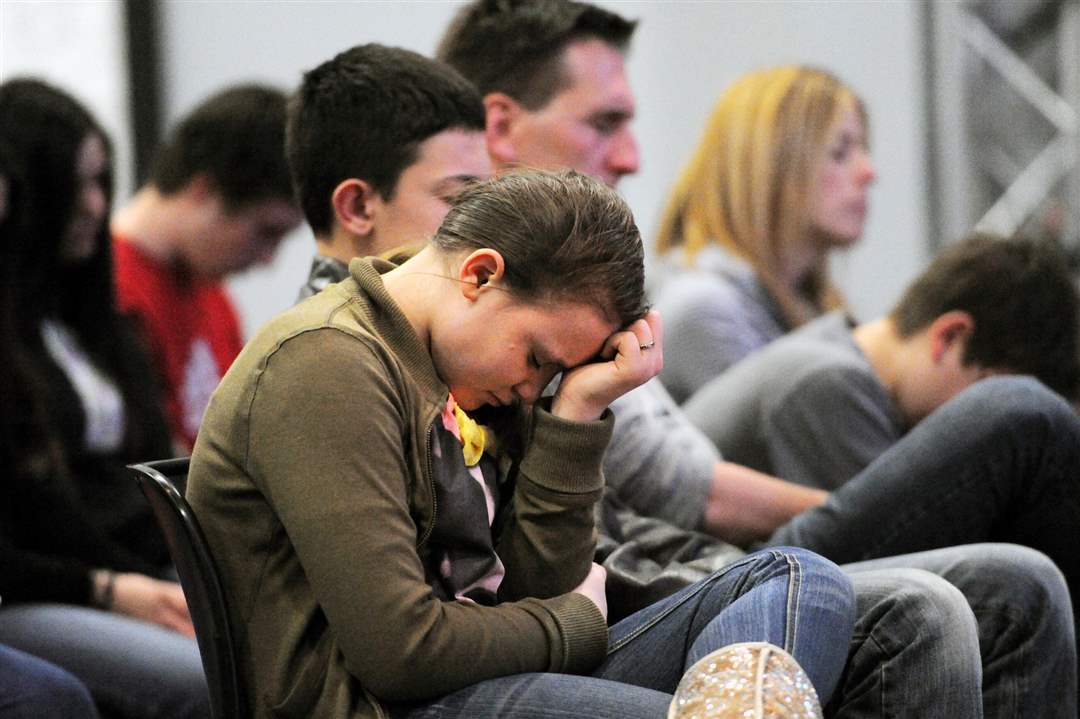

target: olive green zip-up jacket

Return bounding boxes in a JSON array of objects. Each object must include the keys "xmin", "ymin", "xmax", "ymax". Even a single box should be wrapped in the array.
[{"xmin": 187, "ymin": 259, "xmax": 610, "ymax": 719}]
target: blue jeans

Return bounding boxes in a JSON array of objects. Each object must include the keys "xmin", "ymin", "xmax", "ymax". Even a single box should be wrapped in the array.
[
  {"xmin": 0, "ymin": 644, "xmax": 98, "ymax": 719},
  {"xmin": 391, "ymin": 548, "xmax": 855, "ymax": 718},
  {"xmin": 0, "ymin": 604, "xmax": 209, "ymax": 719}
]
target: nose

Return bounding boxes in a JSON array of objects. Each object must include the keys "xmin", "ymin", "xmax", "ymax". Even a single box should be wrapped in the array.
[
  {"xmin": 856, "ymin": 150, "xmax": 876, "ymax": 186},
  {"xmin": 81, "ymin": 183, "xmax": 107, "ymax": 222},
  {"xmin": 513, "ymin": 379, "xmax": 542, "ymax": 406},
  {"xmin": 256, "ymin": 242, "xmax": 279, "ymax": 266},
  {"xmin": 606, "ymin": 127, "xmax": 640, "ymax": 182},
  {"xmin": 513, "ymin": 366, "xmax": 558, "ymax": 406},
  {"xmin": 255, "ymin": 233, "xmax": 287, "ymax": 265}
]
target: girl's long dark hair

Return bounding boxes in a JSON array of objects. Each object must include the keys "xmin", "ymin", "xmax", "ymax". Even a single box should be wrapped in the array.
[{"xmin": 0, "ymin": 79, "xmax": 167, "ymax": 487}]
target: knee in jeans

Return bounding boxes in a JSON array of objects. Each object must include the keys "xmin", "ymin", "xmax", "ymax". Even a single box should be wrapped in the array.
[
  {"xmin": 766, "ymin": 548, "xmax": 855, "ymax": 607},
  {"xmin": 50, "ymin": 677, "xmax": 97, "ymax": 716},
  {"xmin": 23, "ymin": 661, "xmax": 97, "ymax": 716},
  {"xmin": 873, "ymin": 569, "xmax": 976, "ymax": 648},
  {"xmin": 965, "ymin": 376, "xmax": 1075, "ymax": 430},
  {"xmin": 961, "ymin": 544, "xmax": 1071, "ymax": 619},
  {"xmin": 766, "ymin": 546, "xmax": 845, "ymax": 575}
]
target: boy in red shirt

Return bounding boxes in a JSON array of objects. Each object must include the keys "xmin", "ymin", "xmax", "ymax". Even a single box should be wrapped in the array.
[{"xmin": 113, "ymin": 84, "xmax": 301, "ymax": 450}]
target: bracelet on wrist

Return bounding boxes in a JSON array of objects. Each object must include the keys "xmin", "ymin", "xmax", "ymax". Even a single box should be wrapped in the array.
[{"xmin": 91, "ymin": 569, "xmax": 116, "ymax": 610}]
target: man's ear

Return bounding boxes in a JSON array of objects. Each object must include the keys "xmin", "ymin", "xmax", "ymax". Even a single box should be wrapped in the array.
[
  {"xmin": 929, "ymin": 310, "xmax": 975, "ymax": 364},
  {"xmin": 484, "ymin": 92, "xmax": 523, "ymax": 167},
  {"xmin": 331, "ymin": 178, "xmax": 379, "ymax": 238},
  {"xmin": 458, "ymin": 248, "xmax": 506, "ymax": 301}
]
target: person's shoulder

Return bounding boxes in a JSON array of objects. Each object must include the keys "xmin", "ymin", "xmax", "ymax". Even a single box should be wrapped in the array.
[
  {"xmin": 220, "ymin": 304, "xmax": 397, "ymax": 423},
  {"xmin": 192, "ymin": 280, "xmax": 236, "ymax": 310},
  {"xmin": 112, "ymin": 235, "xmax": 168, "ymax": 306},
  {"xmin": 657, "ymin": 250, "xmax": 778, "ymax": 330},
  {"xmin": 299, "ymin": 254, "xmax": 351, "ymax": 299},
  {"xmin": 717, "ymin": 314, "xmax": 863, "ymax": 400},
  {"xmin": 770, "ymin": 313, "xmax": 856, "ymax": 358},
  {"xmin": 761, "ymin": 331, "xmax": 877, "ymax": 412},
  {"xmin": 654, "ymin": 269, "xmax": 739, "ymax": 309},
  {"xmin": 654, "ymin": 270, "xmax": 769, "ymax": 347},
  {"xmin": 783, "ymin": 313, "xmax": 864, "ymax": 370},
  {"xmin": 689, "ymin": 245, "xmax": 762, "ymax": 297},
  {"xmin": 655, "ymin": 248, "xmax": 757, "ymax": 305},
  {"xmin": 260, "ymin": 288, "xmax": 381, "ymax": 357},
  {"xmin": 782, "ymin": 352, "xmax": 875, "ymax": 396},
  {"xmin": 112, "ymin": 234, "xmax": 147, "ymax": 264}
]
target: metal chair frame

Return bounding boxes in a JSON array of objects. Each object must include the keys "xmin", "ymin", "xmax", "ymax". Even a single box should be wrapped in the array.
[{"xmin": 129, "ymin": 457, "xmax": 247, "ymax": 719}]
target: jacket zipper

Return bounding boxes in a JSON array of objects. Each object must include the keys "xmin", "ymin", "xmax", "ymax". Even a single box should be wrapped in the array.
[
  {"xmin": 364, "ymin": 687, "xmax": 388, "ymax": 719},
  {"xmin": 415, "ymin": 421, "xmax": 438, "ymax": 549}
]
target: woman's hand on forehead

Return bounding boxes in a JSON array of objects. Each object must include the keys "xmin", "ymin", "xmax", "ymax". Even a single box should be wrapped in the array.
[{"xmin": 551, "ymin": 310, "xmax": 663, "ymax": 422}]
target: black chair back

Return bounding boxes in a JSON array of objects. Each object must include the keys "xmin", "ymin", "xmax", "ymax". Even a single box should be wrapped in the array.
[{"xmin": 130, "ymin": 457, "xmax": 247, "ymax": 719}]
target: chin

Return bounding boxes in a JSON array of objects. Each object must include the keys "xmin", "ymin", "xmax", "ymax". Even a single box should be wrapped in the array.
[
  {"xmin": 450, "ymin": 390, "xmax": 483, "ymax": 411},
  {"xmin": 825, "ymin": 227, "xmax": 862, "ymax": 248},
  {"xmin": 60, "ymin": 233, "xmax": 98, "ymax": 262}
]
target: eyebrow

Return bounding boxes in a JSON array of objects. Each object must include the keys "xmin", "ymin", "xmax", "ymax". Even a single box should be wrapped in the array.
[
  {"xmin": 433, "ymin": 175, "xmax": 483, "ymax": 195},
  {"xmin": 261, "ymin": 220, "xmax": 295, "ymax": 234},
  {"xmin": 540, "ymin": 335, "xmax": 616, "ymax": 372},
  {"xmin": 587, "ymin": 108, "xmax": 634, "ymax": 123},
  {"xmin": 533, "ymin": 342, "xmax": 573, "ymax": 373}
]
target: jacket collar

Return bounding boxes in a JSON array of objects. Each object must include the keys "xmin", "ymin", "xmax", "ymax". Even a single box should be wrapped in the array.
[{"xmin": 348, "ymin": 257, "xmax": 447, "ymax": 405}]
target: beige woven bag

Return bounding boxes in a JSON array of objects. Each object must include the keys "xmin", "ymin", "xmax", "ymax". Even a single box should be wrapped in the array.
[{"xmin": 668, "ymin": 642, "xmax": 823, "ymax": 719}]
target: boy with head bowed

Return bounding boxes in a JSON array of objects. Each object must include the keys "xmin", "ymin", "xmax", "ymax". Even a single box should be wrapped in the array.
[
  {"xmin": 113, "ymin": 84, "xmax": 302, "ymax": 450},
  {"xmin": 686, "ymin": 233, "xmax": 1080, "ymax": 490}
]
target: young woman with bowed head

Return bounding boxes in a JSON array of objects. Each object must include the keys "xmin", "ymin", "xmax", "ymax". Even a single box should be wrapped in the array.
[
  {"xmin": 653, "ymin": 66, "xmax": 876, "ymax": 403},
  {"xmin": 188, "ymin": 170, "xmax": 855, "ymax": 719},
  {"xmin": 0, "ymin": 78, "xmax": 209, "ymax": 718}
]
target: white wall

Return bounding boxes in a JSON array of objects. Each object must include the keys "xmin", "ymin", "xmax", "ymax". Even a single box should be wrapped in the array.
[
  {"xmin": 618, "ymin": 1, "xmax": 930, "ymax": 324},
  {"xmin": 0, "ymin": 0, "xmax": 135, "ymax": 199},
  {"xmin": 158, "ymin": 0, "xmax": 472, "ymax": 337},
  {"xmin": 6, "ymin": 0, "xmax": 932, "ymax": 336}
]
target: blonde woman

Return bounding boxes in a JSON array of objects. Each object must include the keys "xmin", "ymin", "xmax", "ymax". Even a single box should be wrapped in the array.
[{"xmin": 653, "ymin": 66, "xmax": 876, "ymax": 403}]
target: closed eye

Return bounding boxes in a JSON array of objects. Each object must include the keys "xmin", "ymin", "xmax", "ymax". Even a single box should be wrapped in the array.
[{"xmin": 588, "ymin": 111, "xmax": 631, "ymax": 136}]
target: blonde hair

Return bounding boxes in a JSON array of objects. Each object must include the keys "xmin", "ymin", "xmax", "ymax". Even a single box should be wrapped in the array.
[{"xmin": 655, "ymin": 66, "xmax": 865, "ymax": 329}]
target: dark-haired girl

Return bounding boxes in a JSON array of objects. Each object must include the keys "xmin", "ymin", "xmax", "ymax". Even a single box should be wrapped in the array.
[{"xmin": 0, "ymin": 78, "xmax": 209, "ymax": 719}]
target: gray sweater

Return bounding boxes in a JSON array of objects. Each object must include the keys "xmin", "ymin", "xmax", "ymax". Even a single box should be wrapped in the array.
[
  {"xmin": 684, "ymin": 312, "xmax": 905, "ymax": 490},
  {"xmin": 653, "ymin": 246, "xmax": 793, "ymax": 404}
]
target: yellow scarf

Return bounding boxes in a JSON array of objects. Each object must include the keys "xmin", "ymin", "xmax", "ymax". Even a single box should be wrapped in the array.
[{"xmin": 452, "ymin": 403, "xmax": 486, "ymax": 467}]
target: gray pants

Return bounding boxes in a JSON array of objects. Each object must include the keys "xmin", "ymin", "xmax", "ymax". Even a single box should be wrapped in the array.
[
  {"xmin": 838, "ymin": 545, "xmax": 1074, "ymax": 718},
  {"xmin": 0, "ymin": 604, "xmax": 209, "ymax": 719}
]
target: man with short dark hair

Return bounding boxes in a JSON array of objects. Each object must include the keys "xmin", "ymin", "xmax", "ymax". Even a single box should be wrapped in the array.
[
  {"xmin": 113, "ymin": 84, "xmax": 302, "ymax": 450},
  {"xmin": 439, "ymin": 2, "xmax": 1080, "ymax": 713},
  {"xmin": 438, "ymin": 0, "xmax": 638, "ymax": 187},
  {"xmin": 687, "ymin": 233, "xmax": 1080, "ymax": 489},
  {"xmin": 287, "ymin": 43, "xmax": 491, "ymax": 301}
]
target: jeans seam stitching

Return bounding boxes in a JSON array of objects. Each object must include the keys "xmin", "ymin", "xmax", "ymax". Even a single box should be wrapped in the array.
[
  {"xmin": 784, "ymin": 551, "xmax": 801, "ymax": 654},
  {"xmin": 606, "ymin": 552, "xmax": 778, "ymax": 653}
]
